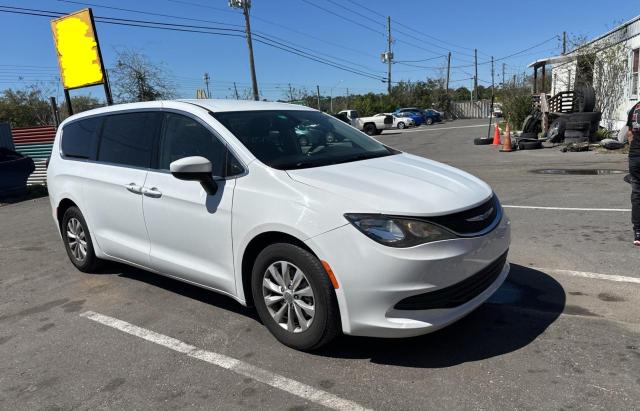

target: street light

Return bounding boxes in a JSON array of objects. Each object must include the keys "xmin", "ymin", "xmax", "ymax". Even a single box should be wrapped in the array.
[{"xmin": 330, "ymin": 80, "xmax": 343, "ymax": 113}]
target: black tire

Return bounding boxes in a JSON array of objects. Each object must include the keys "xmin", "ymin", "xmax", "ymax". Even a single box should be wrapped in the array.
[
  {"xmin": 574, "ymin": 86, "xmax": 596, "ymax": 112},
  {"xmin": 473, "ymin": 137, "xmax": 493, "ymax": 145},
  {"xmin": 564, "ymin": 136, "xmax": 589, "ymax": 144},
  {"xmin": 518, "ymin": 140, "xmax": 543, "ymax": 150},
  {"xmin": 426, "ymin": 117, "xmax": 434, "ymax": 125},
  {"xmin": 546, "ymin": 118, "xmax": 566, "ymax": 143},
  {"xmin": 566, "ymin": 111, "xmax": 601, "ymax": 123},
  {"xmin": 251, "ymin": 243, "xmax": 340, "ymax": 351},
  {"xmin": 363, "ymin": 123, "xmax": 376, "ymax": 136},
  {"xmin": 397, "ymin": 122, "xmax": 406, "ymax": 129},
  {"xmin": 564, "ymin": 130, "xmax": 588, "ymax": 139},
  {"xmin": 519, "ymin": 132, "xmax": 539, "ymax": 140},
  {"xmin": 61, "ymin": 206, "xmax": 102, "ymax": 272}
]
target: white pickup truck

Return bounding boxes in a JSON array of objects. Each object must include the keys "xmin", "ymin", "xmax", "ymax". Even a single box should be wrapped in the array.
[{"xmin": 337, "ymin": 110, "xmax": 393, "ymax": 135}]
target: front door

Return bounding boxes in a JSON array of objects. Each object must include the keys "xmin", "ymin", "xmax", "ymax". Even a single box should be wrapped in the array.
[{"xmin": 142, "ymin": 112, "xmax": 237, "ymax": 295}]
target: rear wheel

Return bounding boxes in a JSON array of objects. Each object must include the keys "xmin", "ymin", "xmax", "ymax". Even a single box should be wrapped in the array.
[
  {"xmin": 61, "ymin": 206, "xmax": 102, "ymax": 272},
  {"xmin": 426, "ymin": 118, "xmax": 434, "ymax": 125},
  {"xmin": 251, "ymin": 243, "xmax": 340, "ymax": 351},
  {"xmin": 363, "ymin": 123, "xmax": 376, "ymax": 136}
]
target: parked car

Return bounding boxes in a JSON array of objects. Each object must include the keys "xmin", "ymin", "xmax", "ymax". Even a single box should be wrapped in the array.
[
  {"xmin": 423, "ymin": 109, "xmax": 443, "ymax": 124},
  {"xmin": 492, "ymin": 104, "xmax": 503, "ymax": 118},
  {"xmin": 337, "ymin": 109, "xmax": 393, "ymax": 135},
  {"xmin": 374, "ymin": 113, "xmax": 414, "ymax": 129},
  {"xmin": 394, "ymin": 108, "xmax": 425, "ymax": 126},
  {"xmin": 47, "ymin": 100, "xmax": 510, "ymax": 351},
  {"xmin": 0, "ymin": 147, "xmax": 35, "ymax": 198}
]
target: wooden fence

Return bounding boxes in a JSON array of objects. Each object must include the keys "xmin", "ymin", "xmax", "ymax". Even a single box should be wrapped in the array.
[{"xmin": 450, "ymin": 100, "xmax": 492, "ymax": 119}]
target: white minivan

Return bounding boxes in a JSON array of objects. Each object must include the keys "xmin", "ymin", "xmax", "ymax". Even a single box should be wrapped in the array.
[{"xmin": 47, "ymin": 100, "xmax": 510, "ymax": 350}]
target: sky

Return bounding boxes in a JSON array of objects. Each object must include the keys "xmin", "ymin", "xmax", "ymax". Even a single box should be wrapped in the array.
[{"xmin": 0, "ymin": 0, "xmax": 638, "ymax": 103}]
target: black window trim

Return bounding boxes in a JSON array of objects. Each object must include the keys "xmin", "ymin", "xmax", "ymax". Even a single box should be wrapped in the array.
[
  {"xmin": 59, "ymin": 114, "xmax": 104, "ymax": 161},
  {"xmin": 148, "ymin": 108, "xmax": 247, "ymax": 180},
  {"xmin": 58, "ymin": 107, "xmax": 247, "ymax": 178}
]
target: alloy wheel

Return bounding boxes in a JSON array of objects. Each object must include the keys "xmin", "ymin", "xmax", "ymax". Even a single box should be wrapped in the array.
[
  {"xmin": 66, "ymin": 217, "xmax": 87, "ymax": 262},
  {"xmin": 262, "ymin": 261, "xmax": 315, "ymax": 333}
]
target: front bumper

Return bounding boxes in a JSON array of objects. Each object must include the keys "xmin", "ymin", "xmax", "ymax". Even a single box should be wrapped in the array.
[{"xmin": 305, "ymin": 215, "xmax": 510, "ymax": 338}]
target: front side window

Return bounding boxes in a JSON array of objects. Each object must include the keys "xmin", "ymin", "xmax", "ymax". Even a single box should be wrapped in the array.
[
  {"xmin": 98, "ymin": 112, "xmax": 161, "ymax": 168},
  {"xmin": 159, "ymin": 113, "xmax": 228, "ymax": 177},
  {"xmin": 61, "ymin": 116, "xmax": 102, "ymax": 159},
  {"xmin": 213, "ymin": 110, "xmax": 395, "ymax": 170}
]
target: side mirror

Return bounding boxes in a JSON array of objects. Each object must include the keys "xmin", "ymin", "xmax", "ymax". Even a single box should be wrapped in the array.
[{"xmin": 170, "ymin": 156, "xmax": 218, "ymax": 195}]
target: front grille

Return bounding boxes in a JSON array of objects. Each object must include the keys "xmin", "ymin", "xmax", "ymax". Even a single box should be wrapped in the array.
[
  {"xmin": 393, "ymin": 250, "xmax": 508, "ymax": 311},
  {"xmin": 426, "ymin": 194, "xmax": 500, "ymax": 236}
]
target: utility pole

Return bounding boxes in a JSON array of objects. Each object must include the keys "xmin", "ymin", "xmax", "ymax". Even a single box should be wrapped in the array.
[
  {"xmin": 203, "ymin": 72, "xmax": 211, "ymax": 98},
  {"xmin": 562, "ymin": 31, "xmax": 567, "ymax": 54},
  {"xmin": 229, "ymin": 0, "xmax": 259, "ymax": 100},
  {"xmin": 502, "ymin": 63, "xmax": 505, "ymax": 88},
  {"xmin": 445, "ymin": 52, "xmax": 451, "ymax": 93},
  {"xmin": 316, "ymin": 85, "xmax": 321, "ymax": 110},
  {"xmin": 474, "ymin": 48, "xmax": 478, "ymax": 103},
  {"xmin": 386, "ymin": 16, "xmax": 392, "ymax": 94},
  {"xmin": 491, "ymin": 56, "xmax": 495, "ymax": 92},
  {"xmin": 288, "ymin": 83, "xmax": 293, "ymax": 102},
  {"xmin": 346, "ymin": 88, "xmax": 350, "ymax": 107},
  {"xmin": 233, "ymin": 82, "xmax": 239, "ymax": 99}
]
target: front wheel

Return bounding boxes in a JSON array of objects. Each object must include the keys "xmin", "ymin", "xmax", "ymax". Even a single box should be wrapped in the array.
[
  {"xmin": 397, "ymin": 122, "xmax": 406, "ymax": 129},
  {"xmin": 426, "ymin": 118, "xmax": 434, "ymax": 125},
  {"xmin": 251, "ymin": 243, "xmax": 340, "ymax": 351}
]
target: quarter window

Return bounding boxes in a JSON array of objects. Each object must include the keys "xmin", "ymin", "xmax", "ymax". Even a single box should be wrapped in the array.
[
  {"xmin": 159, "ymin": 113, "xmax": 227, "ymax": 176},
  {"xmin": 61, "ymin": 116, "xmax": 102, "ymax": 159},
  {"xmin": 97, "ymin": 112, "xmax": 161, "ymax": 168}
]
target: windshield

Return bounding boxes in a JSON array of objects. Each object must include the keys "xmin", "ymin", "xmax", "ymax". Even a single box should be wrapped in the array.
[{"xmin": 212, "ymin": 110, "xmax": 396, "ymax": 170}]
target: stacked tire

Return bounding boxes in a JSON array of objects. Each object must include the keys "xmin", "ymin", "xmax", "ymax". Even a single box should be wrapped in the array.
[{"xmin": 563, "ymin": 86, "xmax": 600, "ymax": 143}]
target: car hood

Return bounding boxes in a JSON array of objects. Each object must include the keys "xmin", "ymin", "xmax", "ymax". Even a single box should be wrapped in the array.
[{"xmin": 286, "ymin": 153, "xmax": 493, "ymax": 216}]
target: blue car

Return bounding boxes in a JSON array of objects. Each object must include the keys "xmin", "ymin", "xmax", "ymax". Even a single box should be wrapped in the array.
[
  {"xmin": 394, "ymin": 108, "xmax": 425, "ymax": 126},
  {"xmin": 423, "ymin": 109, "xmax": 443, "ymax": 125}
]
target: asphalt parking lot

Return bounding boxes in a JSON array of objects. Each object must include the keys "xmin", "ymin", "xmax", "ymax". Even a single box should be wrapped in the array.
[{"xmin": 1, "ymin": 119, "xmax": 639, "ymax": 410}]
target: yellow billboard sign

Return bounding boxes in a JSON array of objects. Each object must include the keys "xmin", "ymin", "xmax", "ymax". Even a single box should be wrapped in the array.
[{"xmin": 51, "ymin": 9, "xmax": 104, "ymax": 89}]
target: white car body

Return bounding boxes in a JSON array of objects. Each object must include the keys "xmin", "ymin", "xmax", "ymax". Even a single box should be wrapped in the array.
[
  {"xmin": 375, "ymin": 113, "xmax": 415, "ymax": 129},
  {"xmin": 337, "ymin": 109, "xmax": 393, "ymax": 134},
  {"xmin": 47, "ymin": 100, "xmax": 510, "ymax": 341}
]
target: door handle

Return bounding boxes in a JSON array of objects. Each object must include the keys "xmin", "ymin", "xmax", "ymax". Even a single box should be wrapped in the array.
[
  {"xmin": 125, "ymin": 183, "xmax": 143, "ymax": 194},
  {"xmin": 141, "ymin": 186, "xmax": 162, "ymax": 198}
]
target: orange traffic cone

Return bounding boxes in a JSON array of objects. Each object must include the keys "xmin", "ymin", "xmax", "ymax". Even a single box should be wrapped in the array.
[
  {"xmin": 500, "ymin": 122, "xmax": 514, "ymax": 152},
  {"xmin": 491, "ymin": 124, "xmax": 501, "ymax": 145}
]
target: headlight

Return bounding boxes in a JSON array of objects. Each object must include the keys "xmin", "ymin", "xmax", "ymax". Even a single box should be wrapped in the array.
[{"xmin": 344, "ymin": 214, "xmax": 455, "ymax": 247}]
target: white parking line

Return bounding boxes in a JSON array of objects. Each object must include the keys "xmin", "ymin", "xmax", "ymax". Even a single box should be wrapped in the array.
[
  {"xmin": 387, "ymin": 124, "xmax": 487, "ymax": 133},
  {"xmin": 79, "ymin": 311, "xmax": 370, "ymax": 411},
  {"xmin": 532, "ymin": 268, "xmax": 640, "ymax": 285},
  {"xmin": 503, "ymin": 205, "xmax": 631, "ymax": 212}
]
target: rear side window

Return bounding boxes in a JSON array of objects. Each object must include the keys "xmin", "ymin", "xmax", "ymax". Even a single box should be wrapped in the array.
[
  {"xmin": 61, "ymin": 117, "xmax": 102, "ymax": 159},
  {"xmin": 98, "ymin": 112, "xmax": 161, "ymax": 168}
]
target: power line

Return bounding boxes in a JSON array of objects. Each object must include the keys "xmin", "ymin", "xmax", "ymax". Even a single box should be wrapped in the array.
[
  {"xmin": 451, "ymin": 35, "xmax": 560, "ymax": 68},
  {"xmin": 345, "ymin": 0, "xmax": 477, "ymax": 56},
  {"xmin": 60, "ymin": 0, "xmax": 383, "ymax": 75},
  {"xmin": 0, "ymin": 5, "xmax": 386, "ymax": 82},
  {"xmin": 300, "ymin": 0, "xmax": 383, "ymax": 36}
]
